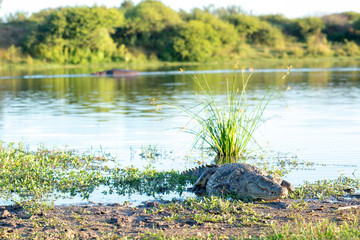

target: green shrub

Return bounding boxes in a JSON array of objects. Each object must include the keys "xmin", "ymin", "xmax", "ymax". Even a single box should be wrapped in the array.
[
  {"xmin": 306, "ymin": 34, "xmax": 334, "ymax": 57},
  {"xmin": 173, "ymin": 20, "xmax": 221, "ymax": 61}
]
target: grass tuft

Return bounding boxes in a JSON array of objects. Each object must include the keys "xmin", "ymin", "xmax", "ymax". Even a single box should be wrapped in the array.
[{"xmin": 157, "ymin": 66, "xmax": 291, "ymax": 157}]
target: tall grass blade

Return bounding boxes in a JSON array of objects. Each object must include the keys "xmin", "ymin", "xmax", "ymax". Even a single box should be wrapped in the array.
[{"xmin": 155, "ymin": 67, "xmax": 291, "ymax": 158}]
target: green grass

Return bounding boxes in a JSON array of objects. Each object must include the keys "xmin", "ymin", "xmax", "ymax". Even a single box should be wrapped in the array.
[
  {"xmin": 156, "ymin": 66, "xmax": 291, "ymax": 157},
  {"xmin": 148, "ymin": 196, "xmax": 270, "ymax": 226},
  {"xmin": 0, "ymin": 142, "xmax": 111, "ymax": 208},
  {"xmin": 138, "ymin": 217, "xmax": 360, "ymax": 239},
  {"xmin": 108, "ymin": 164, "xmax": 189, "ymax": 197},
  {"xmin": 0, "ymin": 143, "xmax": 360, "ymax": 239},
  {"xmin": 0, "ymin": 143, "xmax": 191, "ymax": 208},
  {"xmin": 267, "ymin": 218, "xmax": 360, "ymax": 240},
  {"xmin": 1, "ymin": 142, "xmax": 358, "ymax": 210},
  {"xmin": 290, "ymin": 176, "xmax": 360, "ymax": 199}
]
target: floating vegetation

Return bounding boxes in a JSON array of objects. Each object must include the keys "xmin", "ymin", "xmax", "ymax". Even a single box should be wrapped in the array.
[
  {"xmin": 0, "ymin": 142, "xmax": 359, "ymax": 210},
  {"xmin": 107, "ymin": 165, "xmax": 189, "ymax": 197},
  {"xmin": 0, "ymin": 143, "xmax": 111, "ymax": 207},
  {"xmin": 0, "ymin": 143, "xmax": 192, "ymax": 208},
  {"xmin": 139, "ymin": 145, "xmax": 162, "ymax": 160}
]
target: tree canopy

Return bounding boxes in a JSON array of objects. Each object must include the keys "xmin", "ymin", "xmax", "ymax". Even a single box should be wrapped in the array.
[
  {"xmin": 1, "ymin": 0, "xmax": 360, "ymax": 64},
  {"xmin": 25, "ymin": 6, "xmax": 125, "ymax": 63}
]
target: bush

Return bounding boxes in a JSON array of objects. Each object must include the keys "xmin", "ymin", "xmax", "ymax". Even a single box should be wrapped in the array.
[
  {"xmin": 306, "ymin": 34, "xmax": 334, "ymax": 57},
  {"xmin": 25, "ymin": 6, "xmax": 126, "ymax": 64},
  {"xmin": 342, "ymin": 40, "xmax": 360, "ymax": 56},
  {"xmin": 173, "ymin": 20, "xmax": 221, "ymax": 61},
  {"xmin": 0, "ymin": 45, "xmax": 23, "ymax": 63},
  {"xmin": 287, "ymin": 45, "xmax": 305, "ymax": 58}
]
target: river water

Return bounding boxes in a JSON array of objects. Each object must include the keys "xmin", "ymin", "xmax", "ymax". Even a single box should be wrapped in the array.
[{"xmin": 0, "ymin": 61, "xmax": 359, "ymax": 204}]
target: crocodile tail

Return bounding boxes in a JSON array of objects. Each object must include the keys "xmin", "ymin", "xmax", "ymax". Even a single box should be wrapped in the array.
[{"xmin": 182, "ymin": 164, "xmax": 219, "ymax": 178}]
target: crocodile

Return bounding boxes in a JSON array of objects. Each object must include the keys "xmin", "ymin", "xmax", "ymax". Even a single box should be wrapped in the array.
[
  {"xmin": 184, "ymin": 163, "xmax": 295, "ymax": 200},
  {"xmin": 92, "ymin": 69, "xmax": 140, "ymax": 77}
]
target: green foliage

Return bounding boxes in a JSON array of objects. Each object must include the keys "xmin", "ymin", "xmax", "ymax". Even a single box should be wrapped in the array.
[
  {"xmin": 0, "ymin": 45, "xmax": 23, "ymax": 63},
  {"xmin": 354, "ymin": 17, "xmax": 360, "ymax": 31},
  {"xmin": 1, "ymin": 2, "xmax": 360, "ymax": 64},
  {"xmin": 268, "ymin": 218, "xmax": 360, "ymax": 239},
  {"xmin": 4, "ymin": 11, "xmax": 30, "ymax": 23},
  {"xmin": 290, "ymin": 176, "xmax": 360, "ymax": 199},
  {"xmin": 173, "ymin": 20, "xmax": 221, "ymax": 61},
  {"xmin": 187, "ymin": 9, "xmax": 237, "ymax": 45},
  {"xmin": 290, "ymin": 17, "xmax": 325, "ymax": 41},
  {"xmin": 0, "ymin": 12, "xmax": 37, "ymax": 49},
  {"xmin": 260, "ymin": 14, "xmax": 292, "ymax": 29},
  {"xmin": 344, "ymin": 11, "xmax": 360, "ymax": 22},
  {"xmin": 213, "ymin": 5, "xmax": 244, "ymax": 20},
  {"xmin": 0, "ymin": 143, "xmax": 111, "ymax": 206},
  {"xmin": 0, "ymin": 143, "xmax": 190, "ymax": 207},
  {"xmin": 250, "ymin": 21, "xmax": 286, "ymax": 48},
  {"xmin": 25, "ymin": 6, "xmax": 126, "ymax": 63},
  {"xmin": 124, "ymin": 0, "xmax": 182, "ymax": 33},
  {"xmin": 334, "ymin": 40, "xmax": 360, "ymax": 56},
  {"xmin": 155, "ymin": 196, "xmax": 269, "ymax": 226},
  {"xmin": 323, "ymin": 14, "xmax": 354, "ymax": 42},
  {"xmin": 228, "ymin": 14, "xmax": 262, "ymax": 37},
  {"xmin": 225, "ymin": 13, "xmax": 286, "ymax": 48},
  {"xmin": 120, "ymin": 0, "xmax": 134, "ymax": 11},
  {"xmin": 117, "ymin": 0, "xmax": 183, "ymax": 60},
  {"xmin": 109, "ymin": 165, "xmax": 188, "ymax": 196},
  {"xmin": 306, "ymin": 33, "xmax": 334, "ymax": 57},
  {"xmin": 157, "ymin": 68, "xmax": 287, "ymax": 157}
]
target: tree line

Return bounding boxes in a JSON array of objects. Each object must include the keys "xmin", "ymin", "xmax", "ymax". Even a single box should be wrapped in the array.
[{"xmin": 1, "ymin": 0, "xmax": 360, "ymax": 64}]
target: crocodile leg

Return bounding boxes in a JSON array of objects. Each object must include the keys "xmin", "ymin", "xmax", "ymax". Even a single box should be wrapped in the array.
[
  {"xmin": 281, "ymin": 180, "xmax": 295, "ymax": 193},
  {"xmin": 187, "ymin": 168, "xmax": 218, "ymax": 193},
  {"xmin": 209, "ymin": 183, "xmax": 231, "ymax": 196}
]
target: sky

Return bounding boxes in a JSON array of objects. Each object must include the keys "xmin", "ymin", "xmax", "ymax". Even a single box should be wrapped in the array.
[{"xmin": 0, "ymin": 0, "xmax": 360, "ymax": 19}]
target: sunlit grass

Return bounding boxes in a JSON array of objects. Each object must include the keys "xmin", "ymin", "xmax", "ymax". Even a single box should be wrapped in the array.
[
  {"xmin": 290, "ymin": 176, "xmax": 360, "ymax": 199},
  {"xmin": 2, "ymin": 141, "xmax": 358, "ymax": 212},
  {"xmin": 268, "ymin": 218, "xmax": 360, "ymax": 239},
  {"xmin": 155, "ymin": 66, "xmax": 291, "ymax": 157},
  {"xmin": 0, "ymin": 143, "xmax": 190, "ymax": 208},
  {"xmin": 0, "ymin": 142, "xmax": 111, "ymax": 208}
]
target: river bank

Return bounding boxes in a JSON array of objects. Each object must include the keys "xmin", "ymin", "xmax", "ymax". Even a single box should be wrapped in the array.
[
  {"xmin": 0, "ymin": 56, "xmax": 359, "ymax": 72},
  {"xmin": 1, "ymin": 197, "xmax": 359, "ymax": 239}
]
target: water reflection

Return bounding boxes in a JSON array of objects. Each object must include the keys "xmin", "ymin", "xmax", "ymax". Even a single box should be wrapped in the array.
[{"xmin": 0, "ymin": 63, "xmax": 359, "ymax": 187}]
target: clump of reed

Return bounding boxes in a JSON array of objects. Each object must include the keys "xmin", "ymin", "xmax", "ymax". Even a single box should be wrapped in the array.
[{"xmin": 154, "ymin": 66, "xmax": 291, "ymax": 158}]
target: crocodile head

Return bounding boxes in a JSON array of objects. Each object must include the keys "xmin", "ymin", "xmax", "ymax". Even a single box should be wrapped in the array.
[{"xmin": 247, "ymin": 177, "xmax": 288, "ymax": 200}]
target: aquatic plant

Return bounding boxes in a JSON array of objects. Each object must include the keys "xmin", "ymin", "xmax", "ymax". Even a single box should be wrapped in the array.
[
  {"xmin": 154, "ymin": 66, "xmax": 291, "ymax": 157},
  {"xmin": 0, "ymin": 143, "xmax": 111, "ymax": 207},
  {"xmin": 0, "ymin": 143, "xmax": 191, "ymax": 208},
  {"xmin": 139, "ymin": 145, "xmax": 162, "ymax": 160},
  {"xmin": 108, "ymin": 165, "xmax": 189, "ymax": 196}
]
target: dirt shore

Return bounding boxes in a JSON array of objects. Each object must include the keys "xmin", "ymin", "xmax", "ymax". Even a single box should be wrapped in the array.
[{"xmin": 0, "ymin": 198, "xmax": 359, "ymax": 239}]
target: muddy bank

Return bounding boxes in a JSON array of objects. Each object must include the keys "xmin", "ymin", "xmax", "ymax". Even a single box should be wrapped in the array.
[{"xmin": 0, "ymin": 198, "xmax": 359, "ymax": 239}]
